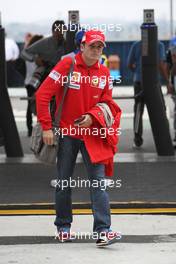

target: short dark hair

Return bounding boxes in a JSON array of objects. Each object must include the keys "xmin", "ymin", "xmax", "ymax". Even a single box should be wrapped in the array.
[
  {"xmin": 27, "ymin": 35, "xmax": 43, "ymax": 47},
  {"xmin": 52, "ymin": 20, "xmax": 66, "ymax": 32}
]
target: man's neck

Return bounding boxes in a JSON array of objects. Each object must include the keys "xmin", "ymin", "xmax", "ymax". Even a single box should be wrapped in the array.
[
  {"xmin": 82, "ymin": 53, "xmax": 97, "ymax": 67},
  {"xmin": 53, "ymin": 36, "xmax": 64, "ymax": 46}
]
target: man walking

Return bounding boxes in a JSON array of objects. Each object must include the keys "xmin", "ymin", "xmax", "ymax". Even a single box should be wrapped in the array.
[{"xmin": 36, "ymin": 30, "xmax": 121, "ymax": 246}]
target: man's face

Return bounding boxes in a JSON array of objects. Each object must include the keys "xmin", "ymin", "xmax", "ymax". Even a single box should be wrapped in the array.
[
  {"xmin": 52, "ymin": 24, "xmax": 64, "ymax": 41},
  {"xmin": 82, "ymin": 42, "xmax": 104, "ymax": 61}
]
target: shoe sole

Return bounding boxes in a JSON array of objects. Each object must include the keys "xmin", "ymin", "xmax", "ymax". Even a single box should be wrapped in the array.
[
  {"xmin": 96, "ymin": 234, "xmax": 122, "ymax": 247},
  {"xmin": 55, "ymin": 236, "xmax": 73, "ymax": 243},
  {"xmin": 55, "ymin": 231, "xmax": 72, "ymax": 243},
  {"xmin": 132, "ymin": 144, "xmax": 142, "ymax": 149}
]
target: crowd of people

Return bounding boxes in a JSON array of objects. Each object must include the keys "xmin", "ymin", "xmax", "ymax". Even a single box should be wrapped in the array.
[
  {"xmin": 5, "ymin": 21, "xmax": 176, "ymax": 148},
  {"xmin": 5, "ymin": 20, "xmax": 121, "ymax": 137},
  {"xmin": 3, "ymin": 18, "xmax": 176, "ymax": 246},
  {"xmin": 4, "ymin": 20, "xmax": 176, "ymax": 148}
]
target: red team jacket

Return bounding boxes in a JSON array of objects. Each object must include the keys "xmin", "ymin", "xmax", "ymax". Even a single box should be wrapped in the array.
[{"xmin": 36, "ymin": 52, "xmax": 122, "ymax": 176}]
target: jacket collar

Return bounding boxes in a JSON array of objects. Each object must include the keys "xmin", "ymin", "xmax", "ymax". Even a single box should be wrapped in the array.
[{"xmin": 75, "ymin": 52, "xmax": 100, "ymax": 70}]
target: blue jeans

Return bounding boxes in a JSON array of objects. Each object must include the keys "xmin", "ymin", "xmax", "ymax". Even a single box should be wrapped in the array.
[{"xmin": 54, "ymin": 135, "xmax": 111, "ymax": 233}]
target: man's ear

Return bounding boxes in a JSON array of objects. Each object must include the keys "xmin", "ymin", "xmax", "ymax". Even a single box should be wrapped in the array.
[{"xmin": 80, "ymin": 43, "xmax": 84, "ymax": 52}]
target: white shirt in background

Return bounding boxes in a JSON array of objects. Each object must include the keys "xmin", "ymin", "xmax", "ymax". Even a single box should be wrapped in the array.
[{"xmin": 5, "ymin": 38, "xmax": 20, "ymax": 61}]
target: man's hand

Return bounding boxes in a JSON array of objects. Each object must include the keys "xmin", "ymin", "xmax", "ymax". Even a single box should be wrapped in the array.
[
  {"xmin": 127, "ymin": 63, "xmax": 136, "ymax": 71},
  {"xmin": 43, "ymin": 129, "xmax": 54, "ymax": 145},
  {"xmin": 167, "ymin": 82, "xmax": 174, "ymax": 94},
  {"xmin": 76, "ymin": 114, "xmax": 93, "ymax": 128},
  {"xmin": 35, "ymin": 56, "xmax": 45, "ymax": 66}
]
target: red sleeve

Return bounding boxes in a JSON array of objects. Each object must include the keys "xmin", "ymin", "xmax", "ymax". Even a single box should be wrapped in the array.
[{"xmin": 36, "ymin": 57, "xmax": 72, "ymax": 130}]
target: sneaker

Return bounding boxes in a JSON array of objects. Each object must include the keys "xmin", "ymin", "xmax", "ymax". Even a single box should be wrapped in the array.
[
  {"xmin": 173, "ymin": 139, "xmax": 176, "ymax": 148},
  {"xmin": 96, "ymin": 230, "xmax": 122, "ymax": 247},
  {"xmin": 55, "ymin": 227, "xmax": 72, "ymax": 243},
  {"xmin": 133, "ymin": 136, "xmax": 143, "ymax": 148},
  {"xmin": 27, "ymin": 130, "xmax": 32, "ymax": 137},
  {"xmin": 50, "ymin": 179, "xmax": 58, "ymax": 188},
  {"xmin": 173, "ymin": 134, "xmax": 176, "ymax": 148}
]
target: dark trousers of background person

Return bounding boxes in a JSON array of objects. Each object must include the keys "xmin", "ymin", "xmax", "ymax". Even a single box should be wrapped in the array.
[
  {"xmin": 171, "ymin": 94, "xmax": 176, "ymax": 139},
  {"xmin": 6, "ymin": 61, "xmax": 24, "ymax": 87},
  {"xmin": 133, "ymin": 81, "xmax": 145, "ymax": 146},
  {"xmin": 0, "ymin": 128, "xmax": 4, "ymax": 147},
  {"xmin": 25, "ymin": 85, "xmax": 35, "ymax": 136},
  {"xmin": 133, "ymin": 81, "xmax": 167, "ymax": 146}
]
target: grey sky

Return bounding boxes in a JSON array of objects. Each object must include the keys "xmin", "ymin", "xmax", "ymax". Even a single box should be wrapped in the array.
[{"xmin": 0, "ymin": 0, "xmax": 175, "ymax": 24}]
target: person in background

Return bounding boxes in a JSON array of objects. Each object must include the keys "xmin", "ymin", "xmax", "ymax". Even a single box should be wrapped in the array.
[
  {"xmin": 108, "ymin": 55, "xmax": 121, "ymax": 85},
  {"xmin": 0, "ymin": 128, "xmax": 3, "ymax": 147},
  {"xmin": 166, "ymin": 45, "xmax": 176, "ymax": 147},
  {"xmin": 24, "ymin": 32, "xmax": 33, "ymax": 48},
  {"xmin": 61, "ymin": 29, "xmax": 85, "ymax": 60},
  {"xmin": 127, "ymin": 40, "xmax": 172, "ymax": 148},
  {"xmin": 24, "ymin": 34, "xmax": 43, "ymax": 137},
  {"xmin": 21, "ymin": 20, "xmax": 66, "ymax": 136},
  {"xmin": 21, "ymin": 20, "xmax": 66, "ymax": 74},
  {"xmin": 100, "ymin": 54, "xmax": 108, "ymax": 66},
  {"xmin": 5, "ymin": 36, "xmax": 19, "ymax": 61},
  {"xmin": 5, "ymin": 35, "xmax": 20, "ymax": 87},
  {"xmin": 169, "ymin": 33, "xmax": 176, "ymax": 49}
]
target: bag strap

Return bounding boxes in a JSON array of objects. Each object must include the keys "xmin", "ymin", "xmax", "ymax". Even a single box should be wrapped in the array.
[{"xmin": 53, "ymin": 58, "xmax": 75, "ymax": 127}]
